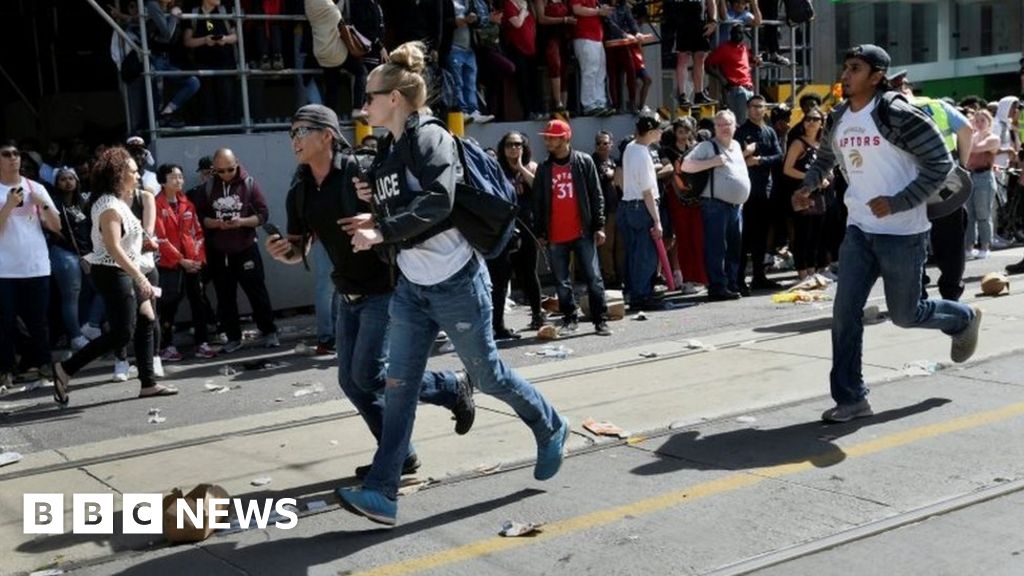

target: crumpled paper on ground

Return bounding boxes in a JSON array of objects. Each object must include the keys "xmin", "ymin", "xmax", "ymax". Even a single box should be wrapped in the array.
[
  {"xmin": 772, "ymin": 290, "xmax": 832, "ymax": 304},
  {"xmin": 582, "ymin": 417, "xmax": 630, "ymax": 439},
  {"xmin": 499, "ymin": 520, "xmax": 543, "ymax": 537}
]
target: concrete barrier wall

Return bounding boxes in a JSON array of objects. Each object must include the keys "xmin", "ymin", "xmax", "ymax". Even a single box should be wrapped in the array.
[{"xmin": 154, "ymin": 115, "xmax": 648, "ymax": 312}]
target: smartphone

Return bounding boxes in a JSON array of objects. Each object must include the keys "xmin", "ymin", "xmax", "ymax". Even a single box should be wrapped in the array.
[
  {"xmin": 11, "ymin": 187, "xmax": 24, "ymax": 207},
  {"xmin": 262, "ymin": 222, "xmax": 296, "ymax": 258}
]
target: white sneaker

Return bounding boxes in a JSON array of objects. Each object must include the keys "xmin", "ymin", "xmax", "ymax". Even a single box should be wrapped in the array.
[
  {"xmin": 977, "ymin": 249, "xmax": 990, "ymax": 259},
  {"xmin": 81, "ymin": 324, "xmax": 102, "ymax": 341},
  {"xmin": 112, "ymin": 360, "xmax": 130, "ymax": 382},
  {"xmin": 469, "ymin": 111, "xmax": 494, "ymax": 124},
  {"xmin": 71, "ymin": 336, "xmax": 90, "ymax": 351},
  {"xmin": 680, "ymin": 283, "xmax": 702, "ymax": 295},
  {"xmin": 152, "ymin": 356, "xmax": 165, "ymax": 378}
]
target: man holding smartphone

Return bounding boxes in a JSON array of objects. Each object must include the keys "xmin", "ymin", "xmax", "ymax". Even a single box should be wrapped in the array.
[
  {"xmin": 193, "ymin": 148, "xmax": 278, "ymax": 353},
  {"xmin": 0, "ymin": 140, "xmax": 61, "ymax": 391},
  {"xmin": 265, "ymin": 105, "xmax": 476, "ymax": 480}
]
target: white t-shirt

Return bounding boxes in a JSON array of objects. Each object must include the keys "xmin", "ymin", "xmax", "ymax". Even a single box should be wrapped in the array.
[
  {"xmin": 141, "ymin": 170, "xmax": 159, "ymax": 193},
  {"xmin": 835, "ymin": 100, "xmax": 930, "ymax": 235},
  {"xmin": 0, "ymin": 178, "xmax": 55, "ymax": 278},
  {"xmin": 395, "ymin": 167, "xmax": 475, "ymax": 286},
  {"xmin": 85, "ymin": 194, "xmax": 145, "ymax": 268},
  {"xmin": 622, "ymin": 142, "xmax": 659, "ymax": 202},
  {"xmin": 684, "ymin": 139, "xmax": 751, "ymax": 205}
]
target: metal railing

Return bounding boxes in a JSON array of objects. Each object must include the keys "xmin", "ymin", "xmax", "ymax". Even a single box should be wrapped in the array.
[{"xmin": 125, "ymin": 0, "xmax": 323, "ymax": 140}]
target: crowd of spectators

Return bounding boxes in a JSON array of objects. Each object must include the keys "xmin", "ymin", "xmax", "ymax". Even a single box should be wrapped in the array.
[{"xmin": 107, "ymin": 0, "xmax": 805, "ymax": 130}]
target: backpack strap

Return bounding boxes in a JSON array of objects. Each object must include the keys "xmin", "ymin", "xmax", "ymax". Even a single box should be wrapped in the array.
[{"xmin": 709, "ymin": 140, "xmax": 720, "ymax": 200}]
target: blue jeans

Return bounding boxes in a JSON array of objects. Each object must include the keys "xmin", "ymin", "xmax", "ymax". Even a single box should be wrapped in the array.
[
  {"xmin": 312, "ymin": 243, "xmax": 337, "ymax": 345},
  {"xmin": 363, "ymin": 258, "xmax": 562, "ymax": 499},
  {"xmin": 701, "ymin": 198, "xmax": 743, "ymax": 294},
  {"xmin": 618, "ymin": 201, "xmax": 659, "ymax": 305},
  {"xmin": 726, "ymin": 85, "xmax": 753, "ymax": 125},
  {"xmin": 549, "ymin": 235, "xmax": 608, "ymax": 321},
  {"xmin": 965, "ymin": 170, "xmax": 996, "ymax": 249},
  {"xmin": 49, "ymin": 246, "xmax": 85, "ymax": 340},
  {"xmin": 831, "ymin": 226, "xmax": 974, "ymax": 405},
  {"xmin": 151, "ymin": 53, "xmax": 199, "ymax": 111},
  {"xmin": 0, "ymin": 276, "xmax": 51, "ymax": 373},
  {"xmin": 335, "ymin": 293, "xmax": 458, "ymax": 452},
  {"xmin": 446, "ymin": 45, "xmax": 479, "ymax": 113}
]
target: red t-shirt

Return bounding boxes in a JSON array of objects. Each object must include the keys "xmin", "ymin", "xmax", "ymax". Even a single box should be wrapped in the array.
[
  {"xmin": 503, "ymin": 0, "xmax": 537, "ymax": 56},
  {"xmin": 706, "ymin": 42, "xmax": 753, "ymax": 89},
  {"xmin": 549, "ymin": 163, "xmax": 583, "ymax": 243},
  {"xmin": 571, "ymin": 0, "xmax": 603, "ymax": 42}
]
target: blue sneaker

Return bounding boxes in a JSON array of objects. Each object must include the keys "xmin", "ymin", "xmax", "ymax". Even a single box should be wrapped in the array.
[
  {"xmin": 336, "ymin": 487, "xmax": 397, "ymax": 526},
  {"xmin": 534, "ymin": 416, "xmax": 570, "ymax": 481}
]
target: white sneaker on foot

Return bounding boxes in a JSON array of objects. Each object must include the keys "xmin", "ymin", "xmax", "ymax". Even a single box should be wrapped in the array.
[
  {"xmin": 112, "ymin": 360, "xmax": 130, "ymax": 382},
  {"xmin": 71, "ymin": 336, "xmax": 90, "ymax": 351},
  {"xmin": 469, "ymin": 111, "xmax": 494, "ymax": 124},
  {"xmin": 81, "ymin": 324, "xmax": 102, "ymax": 341}
]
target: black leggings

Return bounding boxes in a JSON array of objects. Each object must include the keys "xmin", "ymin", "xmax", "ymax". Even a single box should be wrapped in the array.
[
  {"xmin": 64, "ymin": 265, "xmax": 155, "ymax": 388},
  {"xmin": 158, "ymin": 267, "xmax": 209, "ymax": 347},
  {"xmin": 792, "ymin": 213, "xmax": 829, "ymax": 271},
  {"xmin": 486, "ymin": 233, "xmax": 543, "ymax": 332}
]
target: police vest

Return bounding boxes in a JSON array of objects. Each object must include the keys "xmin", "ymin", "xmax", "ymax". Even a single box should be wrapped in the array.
[{"xmin": 912, "ymin": 97, "xmax": 955, "ymax": 152}]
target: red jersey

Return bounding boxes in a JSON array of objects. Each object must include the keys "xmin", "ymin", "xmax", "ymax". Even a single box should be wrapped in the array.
[
  {"xmin": 706, "ymin": 42, "xmax": 753, "ymax": 89},
  {"xmin": 571, "ymin": 0, "xmax": 603, "ymax": 42},
  {"xmin": 503, "ymin": 0, "xmax": 537, "ymax": 56},
  {"xmin": 155, "ymin": 191, "xmax": 205, "ymax": 269},
  {"xmin": 549, "ymin": 163, "xmax": 583, "ymax": 243}
]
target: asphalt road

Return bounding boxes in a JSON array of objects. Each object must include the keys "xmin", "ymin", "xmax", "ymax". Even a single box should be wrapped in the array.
[
  {"xmin": 1, "ymin": 248, "xmax": 1020, "ymax": 455},
  {"xmin": 67, "ymin": 352, "xmax": 1024, "ymax": 576}
]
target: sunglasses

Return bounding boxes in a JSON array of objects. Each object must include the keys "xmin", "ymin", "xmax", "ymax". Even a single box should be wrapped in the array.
[
  {"xmin": 364, "ymin": 89, "xmax": 393, "ymax": 106},
  {"xmin": 289, "ymin": 126, "xmax": 323, "ymax": 140},
  {"xmin": 505, "ymin": 141, "xmax": 523, "ymax": 148},
  {"xmin": 213, "ymin": 166, "xmax": 237, "ymax": 175},
  {"xmin": 0, "ymin": 150, "xmax": 20, "ymax": 159}
]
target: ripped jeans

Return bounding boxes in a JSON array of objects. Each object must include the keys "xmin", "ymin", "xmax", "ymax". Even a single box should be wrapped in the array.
[{"xmin": 361, "ymin": 257, "xmax": 563, "ymax": 499}]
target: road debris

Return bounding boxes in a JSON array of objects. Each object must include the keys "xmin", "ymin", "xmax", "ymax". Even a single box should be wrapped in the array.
[
  {"xmin": 901, "ymin": 360, "xmax": 938, "ymax": 376},
  {"xmin": 736, "ymin": 415, "xmax": 757, "ymax": 424},
  {"xmin": 219, "ymin": 365, "xmax": 238, "ymax": 376},
  {"xmin": 293, "ymin": 383, "xmax": 325, "ymax": 398},
  {"xmin": 306, "ymin": 500, "xmax": 328, "ymax": 512},
  {"xmin": 475, "ymin": 463, "xmax": 501, "ymax": 475},
  {"xmin": 526, "ymin": 345, "xmax": 573, "ymax": 359},
  {"xmin": 638, "ymin": 351, "xmax": 658, "ymax": 359},
  {"xmin": 631, "ymin": 312, "xmax": 648, "ymax": 321},
  {"xmin": 0, "ymin": 451, "xmax": 23, "ymax": 467},
  {"xmin": 147, "ymin": 408, "xmax": 166, "ymax": 424},
  {"xmin": 204, "ymin": 382, "xmax": 231, "ymax": 394},
  {"xmin": 250, "ymin": 476, "xmax": 272, "ymax": 487},
  {"xmin": 582, "ymin": 417, "xmax": 629, "ymax": 439},
  {"xmin": 499, "ymin": 520, "xmax": 543, "ymax": 537}
]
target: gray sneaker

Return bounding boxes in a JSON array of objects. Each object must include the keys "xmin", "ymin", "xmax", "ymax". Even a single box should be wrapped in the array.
[
  {"xmin": 950, "ymin": 306, "xmax": 983, "ymax": 363},
  {"xmin": 821, "ymin": 398, "xmax": 873, "ymax": 423}
]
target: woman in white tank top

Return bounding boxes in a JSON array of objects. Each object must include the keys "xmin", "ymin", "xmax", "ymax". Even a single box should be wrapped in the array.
[{"xmin": 52, "ymin": 147, "xmax": 178, "ymax": 405}]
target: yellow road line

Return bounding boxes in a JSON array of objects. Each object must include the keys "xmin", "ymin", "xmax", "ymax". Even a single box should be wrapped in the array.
[{"xmin": 354, "ymin": 401, "xmax": 1024, "ymax": 576}]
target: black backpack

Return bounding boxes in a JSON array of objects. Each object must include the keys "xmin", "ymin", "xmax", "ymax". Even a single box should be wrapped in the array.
[{"xmin": 676, "ymin": 140, "xmax": 720, "ymax": 201}]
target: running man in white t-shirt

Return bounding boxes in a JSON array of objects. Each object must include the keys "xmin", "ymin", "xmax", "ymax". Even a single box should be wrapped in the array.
[
  {"xmin": 794, "ymin": 45, "xmax": 983, "ymax": 423},
  {"xmin": 0, "ymin": 140, "xmax": 61, "ymax": 390}
]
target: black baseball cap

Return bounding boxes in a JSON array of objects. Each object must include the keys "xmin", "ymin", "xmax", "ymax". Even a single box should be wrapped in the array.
[
  {"xmin": 636, "ymin": 109, "xmax": 670, "ymax": 134},
  {"xmin": 196, "ymin": 156, "xmax": 212, "ymax": 172},
  {"xmin": 844, "ymin": 44, "xmax": 891, "ymax": 71}
]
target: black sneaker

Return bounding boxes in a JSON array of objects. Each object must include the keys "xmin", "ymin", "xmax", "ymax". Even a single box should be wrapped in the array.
[
  {"xmin": 676, "ymin": 93, "xmax": 692, "ymax": 108},
  {"xmin": 528, "ymin": 313, "xmax": 547, "ymax": 331},
  {"xmin": 1007, "ymin": 260, "xmax": 1024, "ymax": 275},
  {"xmin": 707, "ymin": 290, "xmax": 741, "ymax": 302},
  {"xmin": 452, "ymin": 370, "xmax": 476, "ymax": 435},
  {"xmin": 355, "ymin": 453, "xmax": 421, "ymax": 480},
  {"xmin": 494, "ymin": 327, "xmax": 522, "ymax": 341},
  {"xmin": 693, "ymin": 92, "xmax": 718, "ymax": 106},
  {"xmin": 594, "ymin": 321, "xmax": 613, "ymax": 336}
]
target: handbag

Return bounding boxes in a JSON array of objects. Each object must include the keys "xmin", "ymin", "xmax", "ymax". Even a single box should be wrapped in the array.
[
  {"xmin": 60, "ymin": 205, "xmax": 92, "ymax": 275},
  {"xmin": 338, "ymin": 22, "xmax": 370, "ymax": 59}
]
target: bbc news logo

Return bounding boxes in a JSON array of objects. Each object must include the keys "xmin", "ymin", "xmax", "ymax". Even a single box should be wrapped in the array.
[{"xmin": 23, "ymin": 494, "xmax": 298, "ymax": 534}]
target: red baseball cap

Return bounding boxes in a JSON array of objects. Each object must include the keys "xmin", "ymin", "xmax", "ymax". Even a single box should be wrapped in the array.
[{"xmin": 539, "ymin": 119, "xmax": 572, "ymax": 139}]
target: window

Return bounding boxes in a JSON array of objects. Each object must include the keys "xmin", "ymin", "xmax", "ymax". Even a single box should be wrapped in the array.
[
  {"xmin": 835, "ymin": 2, "xmax": 939, "ymax": 65},
  {"xmin": 955, "ymin": 1, "xmax": 1022, "ymax": 58}
]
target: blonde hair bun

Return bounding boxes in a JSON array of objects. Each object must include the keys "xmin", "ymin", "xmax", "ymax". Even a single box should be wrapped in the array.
[{"xmin": 389, "ymin": 41, "xmax": 427, "ymax": 75}]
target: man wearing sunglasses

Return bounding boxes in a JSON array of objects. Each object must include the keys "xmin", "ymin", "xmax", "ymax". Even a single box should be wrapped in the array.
[
  {"xmin": 194, "ymin": 148, "xmax": 278, "ymax": 353},
  {"xmin": 0, "ymin": 140, "xmax": 61, "ymax": 392}
]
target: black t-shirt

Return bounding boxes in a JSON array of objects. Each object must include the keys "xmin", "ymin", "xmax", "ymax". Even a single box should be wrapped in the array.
[
  {"xmin": 286, "ymin": 154, "xmax": 392, "ymax": 296},
  {"xmin": 189, "ymin": 6, "xmax": 236, "ymax": 69}
]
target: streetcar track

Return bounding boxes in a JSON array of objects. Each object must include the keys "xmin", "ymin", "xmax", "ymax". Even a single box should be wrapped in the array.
[{"xmin": 701, "ymin": 477, "xmax": 1024, "ymax": 576}]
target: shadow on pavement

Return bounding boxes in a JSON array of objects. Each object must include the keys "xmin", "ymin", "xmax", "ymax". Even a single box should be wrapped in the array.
[
  {"xmin": 630, "ymin": 398, "xmax": 952, "ymax": 476},
  {"xmin": 753, "ymin": 316, "xmax": 833, "ymax": 335}
]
